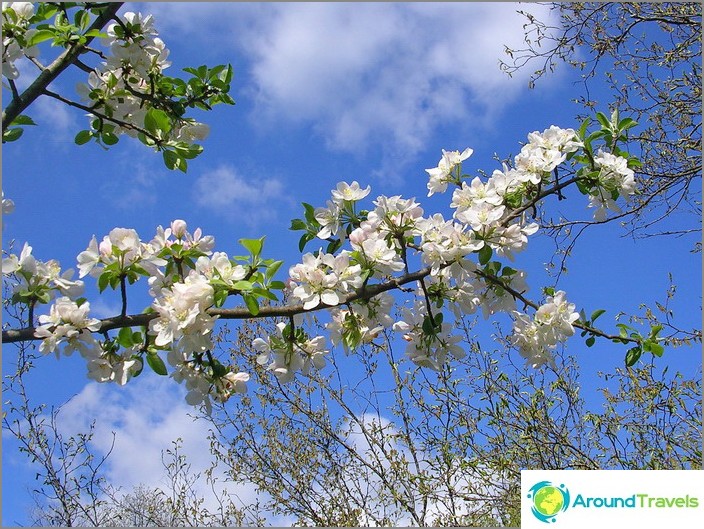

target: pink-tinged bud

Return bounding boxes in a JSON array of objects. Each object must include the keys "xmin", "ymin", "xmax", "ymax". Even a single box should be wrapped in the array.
[
  {"xmin": 170, "ymin": 219, "xmax": 187, "ymax": 238},
  {"xmin": 349, "ymin": 227, "xmax": 368, "ymax": 248}
]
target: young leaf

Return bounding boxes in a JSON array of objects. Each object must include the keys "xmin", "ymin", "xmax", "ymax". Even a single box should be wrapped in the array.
[
  {"xmin": 239, "ymin": 237, "xmax": 263, "ymax": 257},
  {"xmin": 12, "ymin": 115, "xmax": 36, "ymax": 126},
  {"xmin": 478, "ymin": 244, "xmax": 492, "ymax": 266},
  {"xmin": 590, "ymin": 309, "xmax": 606, "ymax": 322},
  {"xmin": 147, "ymin": 353, "xmax": 168, "ymax": 376},
  {"xmin": 244, "ymin": 294, "xmax": 260, "ymax": 315},
  {"xmin": 625, "ymin": 346, "xmax": 642, "ymax": 367},
  {"xmin": 3, "ymin": 128, "xmax": 23, "ymax": 142},
  {"xmin": 75, "ymin": 130, "xmax": 93, "ymax": 145},
  {"xmin": 26, "ymin": 29, "xmax": 56, "ymax": 47},
  {"xmin": 650, "ymin": 343, "xmax": 665, "ymax": 357},
  {"xmin": 265, "ymin": 260, "xmax": 283, "ymax": 280},
  {"xmin": 117, "ymin": 327, "xmax": 135, "ymax": 348}
]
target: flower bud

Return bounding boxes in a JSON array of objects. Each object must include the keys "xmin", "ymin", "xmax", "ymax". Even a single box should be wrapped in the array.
[{"xmin": 170, "ymin": 219, "xmax": 187, "ymax": 239}]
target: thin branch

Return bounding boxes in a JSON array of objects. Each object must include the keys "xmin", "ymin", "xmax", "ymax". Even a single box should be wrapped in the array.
[{"xmin": 2, "ymin": 3, "xmax": 123, "ymax": 131}]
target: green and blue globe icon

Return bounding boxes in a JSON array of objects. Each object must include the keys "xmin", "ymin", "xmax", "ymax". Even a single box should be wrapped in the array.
[{"xmin": 527, "ymin": 481, "xmax": 570, "ymax": 523}]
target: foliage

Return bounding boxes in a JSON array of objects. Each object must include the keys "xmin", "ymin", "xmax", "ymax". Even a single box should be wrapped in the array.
[
  {"xmin": 501, "ymin": 2, "xmax": 702, "ymax": 243},
  {"xmin": 2, "ymin": 2, "xmax": 701, "ymax": 527},
  {"xmin": 1, "ymin": 2, "xmax": 234, "ymax": 171}
]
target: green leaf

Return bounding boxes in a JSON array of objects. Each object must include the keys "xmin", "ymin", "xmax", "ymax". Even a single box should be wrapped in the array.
[
  {"xmin": 625, "ymin": 346, "xmax": 642, "ymax": 367},
  {"xmin": 595, "ymin": 111, "xmax": 610, "ymax": 130},
  {"xmin": 163, "ymin": 149, "xmax": 179, "ymax": 170},
  {"xmin": 265, "ymin": 260, "xmax": 283, "ymax": 280},
  {"xmin": 12, "ymin": 115, "xmax": 36, "ymax": 126},
  {"xmin": 326, "ymin": 239, "xmax": 342, "ymax": 255},
  {"xmin": 244, "ymin": 294, "xmax": 260, "ymax": 315},
  {"xmin": 3, "ymin": 128, "xmax": 23, "ymax": 142},
  {"xmin": 577, "ymin": 117, "xmax": 592, "ymax": 140},
  {"xmin": 26, "ymin": 29, "xmax": 56, "ymax": 47},
  {"xmin": 239, "ymin": 237, "xmax": 264, "ymax": 257},
  {"xmin": 650, "ymin": 343, "xmax": 664, "ymax": 357},
  {"xmin": 590, "ymin": 309, "xmax": 606, "ymax": 322},
  {"xmin": 214, "ymin": 288, "xmax": 229, "ymax": 307},
  {"xmin": 585, "ymin": 336, "xmax": 596, "ymax": 347},
  {"xmin": 223, "ymin": 64, "xmax": 234, "ymax": 84},
  {"xmin": 422, "ymin": 315, "xmax": 435, "ymax": 335},
  {"xmin": 477, "ymin": 244, "xmax": 492, "ymax": 265},
  {"xmin": 102, "ymin": 132, "xmax": 119, "ymax": 145},
  {"xmin": 649, "ymin": 324, "xmax": 663, "ymax": 339},
  {"xmin": 84, "ymin": 29, "xmax": 106, "ymax": 38},
  {"xmin": 290, "ymin": 218, "xmax": 307, "ymax": 231},
  {"xmin": 97, "ymin": 272, "xmax": 110, "ymax": 293},
  {"xmin": 75, "ymin": 130, "xmax": 92, "ymax": 145},
  {"xmin": 253, "ymin": 288, "xmax": 278, "ymax": 302},
  {"xmin": 617, "ymin": 117, "xmax": 637, "ymax": 131},
  {"xmin": 117, "ymin": 327, "xmax": 135, "ymax": 347},
  {"xmin": 302, "ymin": 203, "xmax": 318, "ymax": 224},
  {"xmin": 144, "ymin": 108, "xmax": 171, "ymax": 135},
  {"xmin": 269, "ymin": 280, "xmax": 286, "ymax": 290},
  {"xmin": 74, "ymin": 9, "xmax": 90, "ymax": 30},
  {"xmin": 299, "ymin": 234, "xmax": 312, "ymax": 252},
  {"xmin": 233, "ymin": 280, "xmax": 253, "ymax": 291},
  {"xmin": 147, "ymin": 353, "xmax": 168, "ymax": 376}
]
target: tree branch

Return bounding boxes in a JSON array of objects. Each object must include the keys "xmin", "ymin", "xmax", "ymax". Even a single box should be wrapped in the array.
[
  {"xmin": 2, "ymin": 3, "xmax": 123, "ymax": 131},
  {"xmin": 2, "ymin": 267, "xmax": 433, "ymax": 344}
]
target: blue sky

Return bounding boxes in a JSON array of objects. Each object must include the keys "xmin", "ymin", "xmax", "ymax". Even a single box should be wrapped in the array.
[{"xmin": 2, "ymin": 2, "xmax": 701, "ymax": 525}]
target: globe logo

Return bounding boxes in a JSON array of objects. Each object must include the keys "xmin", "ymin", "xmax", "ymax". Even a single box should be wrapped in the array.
[{"xmin": 527, "ymin": 481, "xmax": 570, "ymax": 523}]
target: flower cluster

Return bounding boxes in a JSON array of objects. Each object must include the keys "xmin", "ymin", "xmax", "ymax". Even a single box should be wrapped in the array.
[
  {"xmin": 510, "ymin": 290, "xmax": 580, "ymax": 368},
  {"xmin": 588, "ymin": 151, "xmax": 637, "ymax": 221},
  {"xmin": 4, "ymin": 115, "xmax": 644, "ymax": 406},
  {"xmin": 34, "ymin": 297, "xmax": 101, "ymax": 358},
  {"xmin": 150, "ymin": 270, "xmax": 216, "ymax": 350},
  {"xmin": 171, "ymin": 362, "xmax": 248, "ymax": 414},
  {"xmin": 2, "ymin": 243, "xmax": 84, "ymax": 303},
  {"xmin": 425, "ymin": 148, "xmax": 473, "ymax": 196},
  {"xmin": 77, "ymin": 227, "xmax": 166, "ymax": 279},
  {"xmin": 288, "ymin": 250, "xmax": 363, "ymax": 310},
  {"xmin": 392, "ymin": 297, "xmax": 465, "ymax": 371},
  {"xmin": 515, "ymin": 125, "xmax": 583, "ymax": 182},
  {"xmin": 327, "ymin": 291, "xmax": 395, "ymax": 352},
  {"xmin": 2, "ymin": 219, "xmax": 250, "ymax": 409},
  {"xmin": 86, "ymin": 347, "xmax": 142, "ymax": 386},
  {"xmin": 76, "ymin": 11, "xmax": 209, "ymax": 142},
  {"xmin": 253, "ymin": 321, "xmax": 328, "ymax": 383},
  {"xmin": 1, "ymin": 2, "xmax": 38, "ymax": 80},
  {"xmin": 314, "ymin": 181, "xmax": 371, "ymax": 240}
]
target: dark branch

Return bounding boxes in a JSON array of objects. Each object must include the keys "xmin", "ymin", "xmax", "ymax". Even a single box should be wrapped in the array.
[{"xmin": 2, "ymin": 3, "xmax": 123, "ymax": 131}]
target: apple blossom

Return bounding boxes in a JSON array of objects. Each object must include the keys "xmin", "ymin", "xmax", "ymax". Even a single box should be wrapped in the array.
[
  {"xmin": 34, "ymin": 297, "xmax": 101, "ymax": 358},
  {"xmin": 425, "ymin": 147, "xmax": 473, "ymax": 196},
  {"xmin": 253, "ymin": 322, "xmax": 329, "ymax": 383},
  {"xmin": 392, "ymin": 298, "xmax": 465, "ymax": 371},
  {"xmin": 510, "ymin": 290, "xmax": 580, "ymax": 368},
  {"xmin": 288, "ymin": 250, "xmax": 362, "ymax": 310},
  {"xmin": 587, "ymin": 151, "xmax": 637, "ymax": 221},
  {"xmin": 1, "ymin": 109, "xmax": 647, "ymax": 410},
  {"xmin": 331, "ymin": 181, "xmax": 371, "ymax": 204}
]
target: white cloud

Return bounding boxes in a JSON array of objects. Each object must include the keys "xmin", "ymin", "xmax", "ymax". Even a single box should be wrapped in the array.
[
  {"xmin": 86, "ymin": 298, "xmax": 122, "ymax": 319},
  {"xmin": 193, "ymin": 164, "xmax": 290, "ymax": 226},
  {"xmin": 33, "ymin": 95, "xmax": 77, "ymax": 139},
  {"xmin": 55, "ymin": 376, "xmax": 264, "ymax": 517},
  {"xmin": 145, "ymin": 2, "xmax": 558, "ymax": 178}
]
